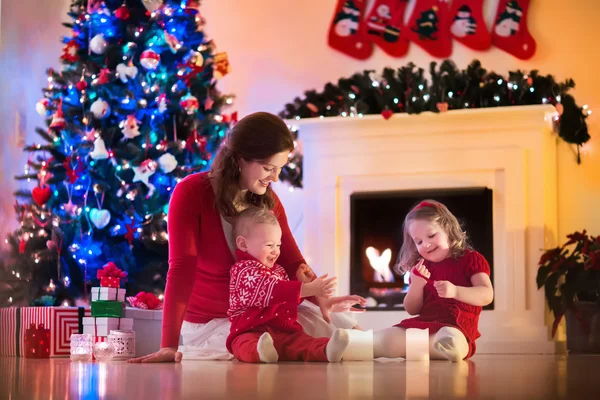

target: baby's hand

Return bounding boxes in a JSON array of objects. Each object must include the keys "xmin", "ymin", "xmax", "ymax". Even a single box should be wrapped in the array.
[
  {"xmin": 301, "ymin": 274, "xmax": 337, "ymax": 298},
  {"xmin": 433, "ymin": 281, "xmax": 457, "ymax": 299},
  {"xmin": 410, "ymin": 259, "xmax": 430, "ymax": 286}
]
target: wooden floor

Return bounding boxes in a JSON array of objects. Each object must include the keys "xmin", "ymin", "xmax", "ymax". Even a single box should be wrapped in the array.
[{"xmin": 1, "ymin": 354, "xmax": 598, "ymax": 399}]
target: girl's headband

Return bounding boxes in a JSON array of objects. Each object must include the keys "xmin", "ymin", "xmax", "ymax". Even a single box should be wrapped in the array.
[{"xmin": 413, "ymin": 201, "xmax": 440, "ymax": 211}]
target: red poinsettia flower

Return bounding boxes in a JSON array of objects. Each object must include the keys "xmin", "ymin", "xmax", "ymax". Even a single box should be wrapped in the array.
[
  {"xmin": 584, "ymin": 250, "xmax": 600, "ymax": 271},
  {"xmin": 564, "ymin": 230, "xmax": 588, "ymax": 246},
  {"xmin": 538, "ymin": 247, "xmax": 561, "ymax": 265}
]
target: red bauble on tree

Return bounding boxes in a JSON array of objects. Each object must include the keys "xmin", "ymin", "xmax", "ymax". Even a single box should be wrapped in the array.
[{"xmin": 115, "ymin": 4, "xmax": 130, "ymax": 20}]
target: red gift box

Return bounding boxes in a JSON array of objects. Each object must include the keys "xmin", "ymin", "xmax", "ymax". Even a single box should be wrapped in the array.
[
  {"xmin": 24, "ymin": 323, "xmax": 50, "ymax": 358},
  {"xmin": 0, "ymin": 306, "xmax": 91, "ymax": 357},
  {"xmin": 100, "ymin": 277, "xmax": 121, "ymax": 288}
]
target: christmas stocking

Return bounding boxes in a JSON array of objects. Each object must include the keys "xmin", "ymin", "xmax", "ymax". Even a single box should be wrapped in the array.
[
  {"xmin": 328, "ymin": 0, "xmax": 373, "ymax": 60},
  {"xmin": 364, "ymin": 0, "xmax": 410, "ymax": 57},
  {"xmin": 491, "ymin": 0, "xmax": 536, "ymax": 59},
  {"xmin": 449, "ymin": 0, "xmax": 491, "ymax": 50},
  {"xmin": 403, "ymin": 0, "xmax": 452, "ymax": 58}
]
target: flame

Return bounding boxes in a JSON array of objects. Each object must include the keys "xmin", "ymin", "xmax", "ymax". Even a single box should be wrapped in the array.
[{"xmin": 365, "ymin": 246, "xmax": 395, "ymax": 282}]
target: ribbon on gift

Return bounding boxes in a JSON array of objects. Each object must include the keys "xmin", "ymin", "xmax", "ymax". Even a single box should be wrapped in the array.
[
  {"xmin": 126, "ymin": 292, "xmax": 163, "ymax": 310},
  {"xmin": 97, "ymin": 262, "xmax": 128, "ymax": 288}
]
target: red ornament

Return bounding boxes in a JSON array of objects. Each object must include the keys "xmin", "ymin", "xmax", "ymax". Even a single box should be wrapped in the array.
[
  {"xmin": 75, "ymin": 80, "xmax": 88, "ymax": 91},
  {"xmin": 125, "ymin": 222, "xmax": 135, "ymax": 245},
  {"xmin": 19, "ymin": 239, "xmax": 26, "ymax": 254},
  {"xmin": 381, "ymin": 109, "xmax": 393, "ymax": 120},
  {"xmin": 222, "ymin": 111, "xmax": 238, "ymax": 125},
  {"xmin": 115, "ymin": 5, "xmax": 130, "ymax": 20},
  {"xmin": 94, "ymin": 68, "xmax": 111, "ymax": 85},
  {"xmin": 63, "ymin": 156, "xmax": 85, "ymax": 184},
  {"xmin": 60, "ymin": 40, "xmax": 79, "ymax": 63},
  {"xmin": 436, "ymin": 102, "xmax": 449, "ymax": 112},
  {"xmin": 32, "ymin": 186, "xmax": 52, "ymax": 206},
  {"xmin": 306, "ymin": 103, "xmax": 318, "ymax": 113},
  {"xmin": 180, "ymin": 94, "xmax": 199, "ymax": 114},
  {"xmin": 140, "ymin": 49, "xmax": 160, "ymax": 70},
  {"xmin": 185, "ymin": 0, "xmax": 201, "ymax": 15}
]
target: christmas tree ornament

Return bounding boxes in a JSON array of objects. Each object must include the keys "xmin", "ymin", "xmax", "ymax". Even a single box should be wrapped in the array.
[
  {"xmin": 49, "ymin": 102, "xmax": 66, "ymax": 131},
  {"xmin": 132, "ymin": 159, "xmax": 157, "ymax": 187},
  {"xmin": 32, "ymin": 186, "xmax": 52, "ymax": 206},
  {"xmin": 492, "ymin": 0, "xmax": 536, "ymax": 59},
  {"xmin": 90, "ymin": 137, "xmax": 109, "ymax": 160},
  {"xmin": 404, "ymin": 0, "xmax": 452, "ymax": 58},
  {"xmin": 158, "ymin": 153, "xmax": 177, "ymax": 173},
  {"xmin": 93, "ymin": 68, "xmax": 111, "ymax": 85},
  {"xmin": 75, "ymin": 79, "xmax": 88, "ymax": 91},
  {"xmin": 141, "ymin": 0, "xmax": 163, "ymax": 12},
  {"xmin": 184, "ymin": 0, "xmax": 200, "ymax": 15},
  {"xmin": 120, "ymin": 115, "xmax": 141, "ymax": 139},
  {"xmin": 449, "ymin": 0, "xmax": 491, "ymax": 50},
  {"xmin": 115, "ymin": 4, "xmax": 130, "ymax": 20},
  {"xmin": 156, "ymin": 94, "xmax": 168, "ymax": 113},
  {"xmin": 381, "ymin": 109, "xmax": 393, "ymax": 120},
  {"xmin": 365, "ymin": 0, "xmax": 410, "ymax": 57},
  {"xmin": 90, "ymin": 34, "xmax": 108, "ymax": 54},
  {"xmin": 212, "ymin": 52, "xmax": 231, "ymax": 79},
  {"xmin": 61, "ymin": 39, "xmax": 79, "ymax": 63},
  {"xmin": 93, "ymin": 341, "xmax": 115, "ymax": 361},
  {"xmin": 204, "ymin": 95, "xmax": 214, "ymax": 110},
  {"xmin": 124, "ymin": 222, "xmax": 136, "ymax": 245},
  {"xmin": 188, "ymin": 51, "xmax": 204, "ymax": 68},
  {"xmin": 180, "ymin": 94, "xmax": 199, "ymax": 114},
  {"xmin": 116, "ymin": 63, "xmax": 138, "ymax": 83},
  {"xmin": 89, "ymin": 208, "xmax": 111, "ymax": 229},
  {"xmin": 436, "ymin": 102, "xmax": 449, "ymax": 112},
  {"xmin": 328, "ymin": 0, "xmax": 372, "ymax": 60},
  {"xmin": 35, "ymin": 98, "xmax": 50, "ymax": 116},
  {"xmin": 164, "ymin": 32, "xmax": 181, "ymax": 53},
  {"xmin": 91, "ymin": 99, "xmax": 110, "ymax": 119},
  {"xmin": 140, "ymin": 49, "xmax": 160, "ymax": 70}
]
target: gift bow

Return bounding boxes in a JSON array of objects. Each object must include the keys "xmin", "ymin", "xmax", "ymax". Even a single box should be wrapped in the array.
[
  {"xmin": 97, "ymin": 261, "xmax": 128, "ymax": 281},
  {"xmin": 126, "ymin": 291, "xmax": 163, "ymax": 310}
]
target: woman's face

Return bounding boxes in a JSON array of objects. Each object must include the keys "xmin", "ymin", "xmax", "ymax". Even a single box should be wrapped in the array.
[{"xmin": 238, "ymin": 151, "xmax": 289, "ymax": 195}]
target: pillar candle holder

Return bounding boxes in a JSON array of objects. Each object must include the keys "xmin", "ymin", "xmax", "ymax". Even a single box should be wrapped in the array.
[{"xmin": 108, "ymin": 330, "xmax": 136, "ymax": 360}]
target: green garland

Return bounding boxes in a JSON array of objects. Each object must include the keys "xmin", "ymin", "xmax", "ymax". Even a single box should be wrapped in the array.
[{"xmin": 279, "ymin": 60, "xmax": 591, "ymax": 188}]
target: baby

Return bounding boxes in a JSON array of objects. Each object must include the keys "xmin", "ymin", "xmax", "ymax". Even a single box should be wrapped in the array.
[{"xmin": 226, "ymin": 207, "xmax": 350, "ymax": 363}]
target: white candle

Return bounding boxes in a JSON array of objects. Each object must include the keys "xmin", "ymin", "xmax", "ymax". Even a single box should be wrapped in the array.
[{"xmin": 405, "ymin": 328, "xmax": 429, "ymax": 361}]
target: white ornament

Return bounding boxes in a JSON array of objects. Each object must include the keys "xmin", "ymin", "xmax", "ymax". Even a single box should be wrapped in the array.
[
  {"xmin": 141, "ymin": 0, "xmax": 163, "ymax": 12},
  {"xmin": 132, "ymin": 160, "xmax": 157, "ymax": 187},
  {"xmin": 156, "ymin": 94, "xmax": 167, "ymax": 113},
  {"xmin": 119, "ymin": 115, "xmax": 141, "ymax": 139},
  {"xmin": 91, "ymin": 99, "xmax": 110, "ymax": 119},
  {"xmin": 140, "ymin": 49, "xmax": 160, "ymax": 70},
  {"xmin": 90, "ymin": 137, "xmax": 109, "ymax": 160},
  {"xmin": 36, "ymin": 98, "xmax": 50, "ymax": 116},
  {"xmin": 158, "ymin": 153, "xmax": 177, "ymax": 173},
  {"xmin": 116, "ymin": 63, "xmax": 138, "ymax": 83},
  {"xmin": 90, "ymin": 34, "xmax": 108, "ymax": 54},
  {"xmin": 90, "ymin": 208, "xmax": 111, "ymax": 229}
]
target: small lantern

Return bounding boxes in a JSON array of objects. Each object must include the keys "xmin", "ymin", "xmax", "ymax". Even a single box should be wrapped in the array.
[{"xmin": 70, "ymin": 333, "xmax": 93, "ymax": 362}]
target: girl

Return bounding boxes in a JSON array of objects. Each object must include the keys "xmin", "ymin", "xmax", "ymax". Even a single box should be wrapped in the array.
[{"xmin": 373, "ymin": 200, "xmax": 494, "ymax": 361}]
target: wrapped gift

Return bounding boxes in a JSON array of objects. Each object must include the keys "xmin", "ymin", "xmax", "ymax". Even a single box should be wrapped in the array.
[
  {"xmin": 124, "ymin": 308, "xmax": 164, "ymax": 357},
  {"xmin": 83, "ymin": 317, "xmax": 134, "ymax": 337},
  {"xmin": 97, "ymin": 262, "xmax": 127, "ymax": 288},
  {"xmin": 91, "ymin": 287, "xmax": 125, "ymax": 302},
  {"xmin": 91, "ymin": 301, "xmax": 123, "ymax": 318},
  {"xmin": 0, "ymin": 306, "xmax": 91, "ymax": 357},
  {"xmin": 24, "ymin": 323, "xmax": 50, "ymax": 358}
]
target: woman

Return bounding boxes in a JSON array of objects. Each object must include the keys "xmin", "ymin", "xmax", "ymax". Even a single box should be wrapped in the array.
[{"xmin": 129, "ymin": 112, "xmax": 368, "ymax": 363}]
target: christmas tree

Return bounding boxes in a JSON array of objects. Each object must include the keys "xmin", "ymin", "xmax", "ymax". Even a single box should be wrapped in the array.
[{"xmin": 0, "ymin": 0, "xmax": 235, "ymax": 307}]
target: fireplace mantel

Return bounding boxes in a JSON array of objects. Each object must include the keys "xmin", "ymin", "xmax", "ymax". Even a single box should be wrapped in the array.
[{"xmin": 292, "ymin": 105, "xmax": 560, "ymax": 354}]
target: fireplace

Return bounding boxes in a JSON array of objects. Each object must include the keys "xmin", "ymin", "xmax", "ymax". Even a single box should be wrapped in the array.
[
  {"xmin": 350, "ymin": 187, "xmax": 494, "ymax": 310},
  {"xmin": 294, "ymin": 105, "xmax": 561, "ymax": 354}
]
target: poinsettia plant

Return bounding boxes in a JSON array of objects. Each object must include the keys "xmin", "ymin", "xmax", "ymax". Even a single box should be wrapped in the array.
[{"xmin": 537, "ymin": 231, "xmax": 600, "ymax": 337}]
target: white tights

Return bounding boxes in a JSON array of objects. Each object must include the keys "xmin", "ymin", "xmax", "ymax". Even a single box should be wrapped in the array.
[{"xmin": 373, "ymin": 326, "xmax": 469, "ymax": 362}]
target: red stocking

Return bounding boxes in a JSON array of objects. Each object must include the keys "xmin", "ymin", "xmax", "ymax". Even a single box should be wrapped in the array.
[
  {"xmin": 449, "ymin": 0, "xmax": 491, "ymax": 50},
  {"xmin": 491, "ymin": 0, "xmax": 536, "ymax": 59},
  {"xmin": 364, "ymin": 0, "xmax": 410, "ymax": 57},
  {"xmin": 328, "ymin": 0, "xmax": 373, "ymax": 60},
  {"xmin": 403, "ymin": 0, "xmax": 452, "ymax": 58}
]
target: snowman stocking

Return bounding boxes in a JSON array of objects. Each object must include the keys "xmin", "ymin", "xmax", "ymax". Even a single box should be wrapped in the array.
[
  {"xmin": 492, "ymin": 0, "xmax": 536, "ymax": 59},
  {"xmin": 449, "ymin": 0, "xmax": 491, "ymax": 50},
  {"xmin": 365, "ymin": 0, "xmax": 410, "ymax": 57},
  {"xmin": 328, "ymin": 0, "xmax": 373, "ymax": 60},
  {"xmin": 403, "ymin": 0, "xmax": 452, "ymax": 58}
]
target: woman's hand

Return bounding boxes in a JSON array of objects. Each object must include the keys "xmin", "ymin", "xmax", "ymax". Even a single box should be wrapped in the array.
[
  {"xmin": 296, "ymin": 263, "xmax": 317, "ymax": 283},
  {"xmin": 127, "ymin": 347, "xmax": 182, "ymax": 363}
]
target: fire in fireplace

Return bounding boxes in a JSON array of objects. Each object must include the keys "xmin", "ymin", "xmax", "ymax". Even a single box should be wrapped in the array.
[{"xmin": 350, "ymin": 187, "xmax": 494, "ymax": 310}]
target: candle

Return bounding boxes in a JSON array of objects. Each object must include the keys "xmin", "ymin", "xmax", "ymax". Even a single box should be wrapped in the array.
[
  {"xmin": 405, "ymin": 328, "xmax": 429, "ymax": 361},
  {"xmin": 70, "ymin": 333, "xmax": 92, "ymax": 362}
]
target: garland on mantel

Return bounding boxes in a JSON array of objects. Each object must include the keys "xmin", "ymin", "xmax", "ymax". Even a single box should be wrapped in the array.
[{"xmin": 278, "ymin": 60, "xmax": 591, "ymax": 189}]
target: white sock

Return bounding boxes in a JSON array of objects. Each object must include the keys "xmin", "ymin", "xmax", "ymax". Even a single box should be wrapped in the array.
[
  {"xmin": 326, "ymin": 328, "xmax": 350, "ymax": 362},
  {"xmin": 257, "ymin": 332, "xmax": 278, "ymax": 363},
  {"xmin": 432, "ymin": 327, "xmax": 469, "ymax": 362}
]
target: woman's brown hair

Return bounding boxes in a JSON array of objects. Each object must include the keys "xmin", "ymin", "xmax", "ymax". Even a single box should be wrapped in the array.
[
  {"xmin": 395, "ymin": 200, "xmax": 471, "ymax": 274},
  {"xmin": 210, "ymin": 112, "xmax": 294, "ymax": 216}
]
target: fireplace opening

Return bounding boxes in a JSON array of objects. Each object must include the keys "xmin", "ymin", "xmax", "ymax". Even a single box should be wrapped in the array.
[{"xmin": 350, "ymin": 187, "xmax": 494, "ymax": 311}]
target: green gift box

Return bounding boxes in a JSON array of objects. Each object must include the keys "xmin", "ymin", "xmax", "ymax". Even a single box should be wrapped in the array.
[{"xmin": 91, "ymin": 300, "xmax": 123, "ymax": 318}]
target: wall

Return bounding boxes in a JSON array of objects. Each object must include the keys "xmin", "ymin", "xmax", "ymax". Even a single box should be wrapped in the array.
[{"xmin": 1, "ymin": 0, "xmax": 599, "ymax": 253}]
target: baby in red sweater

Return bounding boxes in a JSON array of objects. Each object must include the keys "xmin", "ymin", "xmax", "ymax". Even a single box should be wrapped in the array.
[{"xmin": 226, "ymin": 207, "xmax": 350, "ymax": 363}]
